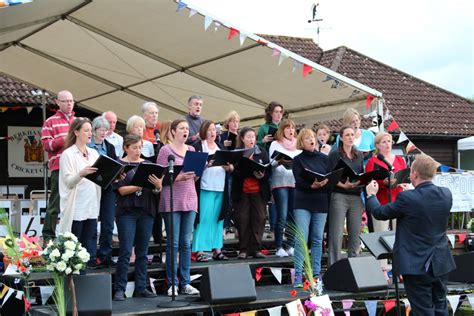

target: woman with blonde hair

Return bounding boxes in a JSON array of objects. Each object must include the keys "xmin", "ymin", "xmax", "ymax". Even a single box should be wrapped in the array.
[
  {"xmin": 126, "ymin": 115, "xmax": 154, "ymax": 159},
  {"xmin": 315, "ymin": 124, "xmax": 332, "ymax": 155},
  {"xmin": 220, "ymin": 110, "xmax": 240, "ymax": 149},
  {"xmin": 336, "ymin": 108, "xmax": 375, "ymax": 154},
  {"xmin": 268, "ymin": 119, "xmax": 301, "ymax": 257},
  {"xmin": 159, "ymin": 120, "xmax": 173, "ymax": 145}
]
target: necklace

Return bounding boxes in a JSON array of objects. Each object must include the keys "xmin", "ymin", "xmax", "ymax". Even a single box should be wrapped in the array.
[{"xmin": 77, "ymin": 146, "xmax": 88, "ymax": 158}]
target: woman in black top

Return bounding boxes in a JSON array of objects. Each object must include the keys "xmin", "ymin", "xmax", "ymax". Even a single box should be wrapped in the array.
[
  {"xmin": 292, "ymin": 128, "xmax": 331, "ymax": 288},
  {"xmin": 327, "ymin": 126, "xmax": 364, "ymax": 266}
]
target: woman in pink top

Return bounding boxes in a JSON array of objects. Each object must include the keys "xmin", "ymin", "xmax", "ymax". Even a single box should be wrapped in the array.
[{"xmin": 156, "ymin": 119, "xmax": 199, "ymax": 297}]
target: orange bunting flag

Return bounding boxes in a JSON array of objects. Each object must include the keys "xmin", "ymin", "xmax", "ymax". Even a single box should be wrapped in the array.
[
  {"xmin": 255, "ymin": 267, "xmax": 263, "ymax": 282},
  {"xmin": 387, "ymin": 119, "xmax": 399, "ymax": 132},
  {"xmin": 405, "ymin": 141, "xmax": 417, "ymax": 153},
  {"xmin": 366, "ymin": 95, "xmax": 375, "ymax": 109},
  {"xmin": 303, "ymin": 64, "xmax": 313, "ymax": 78},
  {"xmin": 383, "ymin": 299, "xmax": 396, "ymax": 314},
  {"xmin": 228, "ymin": 27, "xmax": 239, "ymax": 40},
  {"xmin": 457, "ymin": 233, "xmax": 466, "ymax": 244}
]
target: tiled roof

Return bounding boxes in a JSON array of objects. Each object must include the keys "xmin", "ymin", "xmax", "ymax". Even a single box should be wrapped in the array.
[
  {"xmin": 0, "ymin": 75, "xmax": 56, "ymax": 107},
  {"xmin": 261, "ymin": 35, "xmax": 324, "ymax": 63},
  {"xmin": 264, "ymin": 37, "xmax": 473, "ymax": 137}
]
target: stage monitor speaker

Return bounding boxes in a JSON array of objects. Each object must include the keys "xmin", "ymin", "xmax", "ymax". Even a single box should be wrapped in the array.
[
  {"xmin": 323, "ymin": 256, "xmax": 388, "ymax": 292},
  {"xmin": 65, "ymin": 273, "xmax": 112, "ymax": 316},
  {"xmin": 449, "ymin": 252, "xmax": 474, "ymax": 283},
  {"xmin": 200, "ymin": 264, "xmax": 257, "ymax": 304}
]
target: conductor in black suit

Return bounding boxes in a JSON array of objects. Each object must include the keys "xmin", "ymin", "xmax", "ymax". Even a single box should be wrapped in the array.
[{"xmin": 366, "ymin": 154, "xmax": 455, "ymax": 316}]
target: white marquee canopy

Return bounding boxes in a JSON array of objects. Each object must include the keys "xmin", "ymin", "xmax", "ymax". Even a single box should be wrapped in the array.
[{"xmin": 0, "ymin": 0, "xmax": 382, "ymax": 126}]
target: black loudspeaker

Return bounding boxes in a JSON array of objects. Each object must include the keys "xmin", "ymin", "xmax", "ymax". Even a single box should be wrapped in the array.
[
  {"xmin": 323, "ymin": 257, "xmax": 388, "ymax": 292},
  {"xmin": 449, "ymin": 252, "xmax": 474, "ymax": 283},
  {"xmin": 200, "ymin": 264, "xmax": 257, "ymax": 304},
  {"xmin": 65, "ymin": 273, "xmax": 112, "ymax": 316}
]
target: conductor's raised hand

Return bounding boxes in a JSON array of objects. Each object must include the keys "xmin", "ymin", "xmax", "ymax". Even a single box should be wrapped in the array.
[
  {"xmin": 366, "ymin": 180, "xmax": 379, "ymax": 195},
  {"xmin": 79, "ymin": 166, "xmax": 98, "ymax": 177}
]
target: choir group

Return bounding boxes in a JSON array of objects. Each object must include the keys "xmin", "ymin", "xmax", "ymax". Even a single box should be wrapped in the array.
[{"xmin": 40, "ymin": 90, "xmax": 410, "ymax": 301}]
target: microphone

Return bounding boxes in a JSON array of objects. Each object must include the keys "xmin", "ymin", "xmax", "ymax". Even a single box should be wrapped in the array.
[
  {"xmin": 317, "ymin": 139, "xmax": 325, "ymax": 151},
  {"xmin": 154, "ymin": 129, "xmax": 160, "ymax": 143},
  {"xmin": 167, "ymin": 154, "xmax": 175, "ymax": 174},
  {"xmin": 377, "ymin": 154, "xmax": 394, "ymax": 171}
]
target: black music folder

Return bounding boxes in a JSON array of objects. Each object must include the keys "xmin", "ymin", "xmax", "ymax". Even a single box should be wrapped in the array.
[
  {"xmin": 211, "ymin": 148, "xmax": 253, "ymax": 167},
  {"xmin": 271, "ymin": 150, "xmax": 297, "ymax": 161},
  {"xmin": 394, "ymin": 168, "xmax": 411, "ymax": 184},
  {"xmin": 237, "ymin": 157, "xmax": 270, "ymax": 177},
  {"xmin": 182, "ymin": 151, "xmax": 208, "ymax": 177},
  {"xmin": 85, "ymin": 155, "xmax": 134, "ymax": 189},
  {"xmin": 268, "ymin": 126, "xmax": 278, "ymax": 137},
  {"xmin": 334, "ymin": 159, "xmax": 386, "ymax": 185},
  {"xmin": 301, "ymin": 168, "xmax": 344, "ymax": 190},
  {"xmin": 130, "ymin": 162, "xmax": 182, "ymax": 189},
  {"xmin": 225, "ymin": 132, "xmax": 238, "ymax": 150}
]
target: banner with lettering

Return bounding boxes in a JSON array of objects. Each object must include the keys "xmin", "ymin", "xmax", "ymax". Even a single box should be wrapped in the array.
[
  {"xmin": 433, "ymin": 173, "xmax": 474, "ymax": 212},
  {"xmin": 7, "ymin": 126, "xmax": 48, "ymax": 178}
]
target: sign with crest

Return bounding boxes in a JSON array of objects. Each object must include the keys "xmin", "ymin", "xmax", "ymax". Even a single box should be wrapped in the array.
[{"xmin": 8, "ymin": 126, "xmax": 49, "ymax": 178}]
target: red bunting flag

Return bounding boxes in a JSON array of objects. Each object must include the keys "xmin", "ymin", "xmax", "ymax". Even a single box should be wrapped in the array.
[
  {"xmin": 383, "ymin": 299, "xmax": 396, "ymax": 314},
  {"xmin": 457, "ymin": 234, "xmax": 466, "ymax": 244},
  {"xmin": 387, "ymin": 119, "xmax": 399, "ymax": 131},
  {"xmin": 257, "ymin": 39, "xmax": 268, "ymax": 45},
  {"xmin": 228, "ymin": 27, "xmax": 239, "ymax": 40},
  {"xmin": 255, "ymin": 267, "xmax": 263, "ymax": 282},
  {"xmin": 303, "ymin": 64, "xmax": 313, "ymax": 78},
  {"xmin": 366, "ymin": 95, "xmax": 375, "ymax": 109},
  {"xmin": 260, "ymin": 249, "xmax": 269, "ymax": 255}
]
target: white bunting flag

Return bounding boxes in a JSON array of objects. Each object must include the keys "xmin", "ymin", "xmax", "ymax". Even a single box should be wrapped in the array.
[
  {"xmin": 149, "ymin": 278, "xmax": 157, "ymax": 294},
  {"xmin": 3, "ymin": 288, "xmax": 15, "ymax": 305},
  {"xmin": 125, "ymin": 281, "xmax": 135, "ymax": 298},
  {"xmin": 447, "ymin": 295, "xmax": 460, "ymax": 316},
  {"xmin": 214, "ymin": 21, "xmax": 220, "ymax": 32},
  {"xmin": 189, "ymin": 9, "xmax": 197, "ymax": 17},
  {"xmin": 286, "ymin": 299, "xmax": 306, "ymax": 316},
  {"xmin": 278, "ymin": 52, "xmax": 289, "ymax": 65},
  {"xmin": 447, "ymin": 234, "xmax": 455, "ymax": 248},
  {"xmin": 467, "ymin": 294, "xmax": 474, "ymax": 309},
  {"xmin": 15, "ymin": 290, "xmax": 23, "ymax": 300},
  {"xmin": 267, "ymin": 305, "xmax": 282, "ymax": 316},
  {"xmin": 364, "ymin": 300, "xmax": 377, "ymax": 316},
  {"xmin": 397, "ymin": 131, "xmax": 409, "ymax": 144},
  {"xmin": 270, "ymin": 267, "xmax": 282, "ymax": 284},
  {"xmin": 190, "ymin": 274, "xmax": 202, "ymax": 281},
  {"xmin": 292, "ymin": 60, "xmax": 302, "ymax": 72},
  {"xmin": 204, "ymin": 16, "xmax": 213, "ymax": 31},
  {"xmin": 39, "ymin": 286, "xmax": 55, "ymax": 305},
  {"xmin": 239, "ymin": 33, "xmax": 247, "ymax": 46}
]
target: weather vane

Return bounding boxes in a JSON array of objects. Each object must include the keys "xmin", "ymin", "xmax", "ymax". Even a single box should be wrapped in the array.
[{"xmin": 308, "ymin": 3, "xmax": 324, "ymax": 45}]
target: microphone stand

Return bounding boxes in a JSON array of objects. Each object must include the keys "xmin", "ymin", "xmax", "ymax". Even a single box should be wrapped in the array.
[
  {"xmin": 387, "ymin": 170, "xmax": 401, "ymax": 316},
  {"xmin": 157, "ymin": 163, "xmax": 189, "ymax": 308}
]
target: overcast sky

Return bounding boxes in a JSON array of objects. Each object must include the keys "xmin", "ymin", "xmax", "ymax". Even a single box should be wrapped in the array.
[{"xmin": 188, "ymin": 0, "xmax": 473, "ymax": 99}]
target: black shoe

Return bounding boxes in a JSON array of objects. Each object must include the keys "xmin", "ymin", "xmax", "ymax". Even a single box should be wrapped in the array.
[
  {"xmin": 135, "ymin": 289, "xmax": 157, "ymax": 298},
  {"xmin": 87, "ymin": 262, "xmax": 102, "ymax": 270},
  {"xmin": 253, "ymin": 251, "xmax": 266, "ymax": 259},
  {"xmin": 113, "ymin": 290, "xmax": 125, "ymax": 301}
]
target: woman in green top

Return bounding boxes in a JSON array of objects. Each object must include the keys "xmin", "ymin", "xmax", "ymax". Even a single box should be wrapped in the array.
[{"xmin": 257, "ymin": 101, "xmax": 285, "ymax": 152}]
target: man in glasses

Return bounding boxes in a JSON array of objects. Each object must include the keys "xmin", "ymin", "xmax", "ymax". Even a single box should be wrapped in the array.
[{"xmin": 41, "ymin": 90, "xmax": 76, "ymax": 245}]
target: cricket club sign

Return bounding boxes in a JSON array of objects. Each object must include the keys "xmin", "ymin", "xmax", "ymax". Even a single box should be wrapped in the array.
[{"xmin": 8, "ymin": 126, "xmax": 49, "ymax": 177}]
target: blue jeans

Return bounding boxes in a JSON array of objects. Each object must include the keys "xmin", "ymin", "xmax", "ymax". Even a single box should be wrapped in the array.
[
  {"xmin": 272, "ymin": 187, "xmax": 295, "ymax": 249},
  {"xmin": 162, "ymin": 211, "xmax": 196, "ymax": 287},
  {"xmin": 71, "ymin": 218, "xmax": 97, "ymax": 265},
  {"xmin": 293, "ymin": 209, "xmax": 327, "ymax": 278},
  {"xmin": 97, "ymin": 186, "xmax": 116, "ymax": 262},
  {"xmin": 114, "ymin": 209, "xmax": 154, "ymax": 292}
]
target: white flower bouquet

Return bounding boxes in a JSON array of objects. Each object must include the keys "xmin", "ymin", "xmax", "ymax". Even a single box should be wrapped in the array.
[
  {"xmin": 41, "ymin": 232, "xmax": 90, "ymax": 316},
  {"xmin": 467, "ymin": 218, "xmax": 474, "ymax": 233}
]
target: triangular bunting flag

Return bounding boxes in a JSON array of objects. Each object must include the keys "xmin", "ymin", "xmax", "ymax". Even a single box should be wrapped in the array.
[
  {"xmin": 3, "ymin": 288, "xmax": 15, "ymax": 305},
  {"xmin": 456, "ymin": 168, "xmax": 465, "ymax": 172},
  {"xmin": 397, "ymin": 131, "xmax": 409, "ymax": 144},
  {"xmin": 383, "ymin": 299, "xmax": 396, "ymax": 314},
  {"xmin": 267, "ymin": 305, "xmax": 282, "ymax": 316},
  {"xmin": 303, "ymin": 64, "xmax": 313, "ymax": 78},
  {"xmin": 286, "ymin": 299, "xmax": 306, "ymax": 316},
  {"xmin": 270, "ymin": 267, "xmax": 283, "ymax": 284},
  {"xmin": 204, "ymin": 16, "xmax": 213, "ymax": 31},
  {"xmin": 402, "ymin": 299, "xmax": 411, "ymax": 316},
  {"xmin": 364, "ymin": 300, "xmax": 377, "ymax": 316},
  {"xmin": 456, "ymin": 233, "xmax": 466, "ymax": 244},
  {"xmin": 342, "ymin": 299, "xmax": 354, "ymax": 316},
  {"xmin": 214, "ymin": 21, "xmax": 221, "ymax": 32},
  {"xmin": 447, "ymin": 295, "xmax": 460, "ymax": 315},
  {"xmin": 272, "ymin": 48, "xmax": 280, "ymax": 57},
  {"xmin": 0, "ymin": 106, "xmax": 8, "ymax": 112},
  {"xmin": 366, "ymin": 95, "xmax": 375, "ymax": 109},
  {"xmin": 239, "ymin": 33, "xmax": 247, "ymax": 46},
  {"xmin": 176, "ymin": 0, "xmax": 186, "ymax": 12},
  {"xmin": 39, "ymin": 286, "xmax": 54, "ymax": 305},
  {"xmin": 125, "ymin": 281, "xmax": 135, "ymax": 298},
  {"xmin": 310, "ymin": 295, "xmax": 335, "ymax": 315},
  {"xmin": 26, "ymin": 106, "xmax": 34, "ymax": 114},
  {"xmin": 467, "ymin": 294, "xmax": 474, "ymax": 309},
  {"xmin": 149, "ymin": 278, "xmax": 157, "ymax": 294},
  {"xmin": 447, "ymin": 234, "xmax": 455, "ymax": 248},
  {"xmin": 240, "ymin": 311, "xmax": 256, "ymax": 316},
  {"xmin": 228, "ymin": 27, "xmax": 239, "ymax": 40},
  {"xmin": 189, "ymin": 9, "xmax": 197, "ymax": 17},
  {"xmin": 292, "ymin": 60, "xmax": 302, "ymax": 72},
  {"xmin": 406, "ymin": 141, "xmax": 417, "ymax": 153},
  {"xmin": 255, "ymin": 267, "xmax": 263, "ymax": 282},
  {"xmin": 278, "ymin": 52, "xmax": 289, "ymax": 65},
  {"xmin": 388, "ymin": 119, "xmax": 399, "ymax": 132},
  {"xmin": 439, "ymin": 165, "xmax": 451, "ymax": 172}
]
